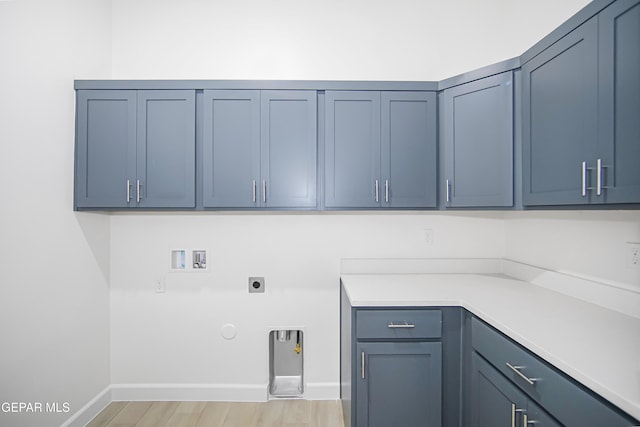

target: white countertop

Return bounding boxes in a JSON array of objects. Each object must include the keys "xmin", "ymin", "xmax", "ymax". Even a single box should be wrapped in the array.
[{"xmin": 341, "ymin": 273, "xmax": 640, "ymax": 420}]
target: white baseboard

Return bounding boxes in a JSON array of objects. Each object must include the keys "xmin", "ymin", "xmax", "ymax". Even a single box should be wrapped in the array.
[
  {"xmin": 110, "ymin": 383, "xmax": 268, "ymax": 402},
  {"xmin": 110, "ymin": 382, "xmax": 340, "ymax": 402},
  {"xmin": 60, "ymin": 386, "xmax": 111, "ymax": 427}
]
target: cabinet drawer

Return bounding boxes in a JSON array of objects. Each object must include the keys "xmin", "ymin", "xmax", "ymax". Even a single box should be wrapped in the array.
[
  {"xmin": 471, "ymin": 317, "xmax": 636, "ymax": 426},
  {"xmin": 356, "ymin": 309, "xmax": 441, "ymax": 340}
]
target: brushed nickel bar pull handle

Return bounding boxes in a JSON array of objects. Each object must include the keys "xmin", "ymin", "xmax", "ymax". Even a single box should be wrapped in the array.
[
  {"xmin": 385, "ymin": 179, "xmax": 389, "ymax": 203},
  {"xmin": 126, "ymin": 179, "xmax": 131, "ymax": 203},
  {"xmin": 596, "ymin": 158, "xmax": 610, "ymax": 196},
  {"xmin": 252, "ymin": 180, "xmax": 256, "ymax": 203},
  {"xmin": 375, "ymin": 180, "xmax": 379, "ymax": 203},
  {"xmin": 512, "ymin": 404, "xmax": 525, "ymax": 427},
  {"xmin": 262, "ymin": 180, "xmax": 266, "ymax": 203},
  {"xmin": 136, "ymin": 180, "xmax": 142, "ymax": 203},
  {"xmin": 446, "ymin": 179, "xmax": 450, "ymax": 203},
  {"xmin": 361, "ymin": 351, "xmax": 365, "ymax": 379},
  {"xmin": 582, "ymin": 161, "xmax": 588, "ymax": 197},
  {"xmin": 597, "ymin": 158, "xmax": 602, "ymax": 196},
  {"xmin": 506, "ymin": 362, "xmax": 537, "ymax": 385},
  {"xmin": 387, "ymin": 322, "xmax": 416, "ymax": 328}
]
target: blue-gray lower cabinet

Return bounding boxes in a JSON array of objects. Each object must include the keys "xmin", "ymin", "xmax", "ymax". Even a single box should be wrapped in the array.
[
  {"xmin": 340, "ymin": 288, "xmax": 446, "ymax": 427},
  {"xmin": 442, "ymin": 72, "xmax": 513, "ymax": 208},
  {"xmin": 357, "ymin": 342, "xmax": 442, "ymax": 427},
  {"xmin": 202, "ymin": 90, "xmax": 317, "ymax": 208},
  {"xmin": 325, "ymin": 91, "xmax": 437, "ymax": 209},
  {"xmin": 471, "ymin": 352, "xmax": 560, "ymax": 427},
  {"xmin": 75, "ymin": 90, "xmax": 196, "ymax": 209},
  {"xmin": 469, "ymin": 316, "xmax": 639, "ymax": 427}
]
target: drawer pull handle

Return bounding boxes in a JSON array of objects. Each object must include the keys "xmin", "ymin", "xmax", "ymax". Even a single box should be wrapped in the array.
[
  {"xmin": 387, "ymin": 322, "xmax": 415, "ymax": 329},
  {"xmin": 361, "ymin": 351, "xmax": 365, "ymax": 379},
  {"xmin": 506, "ymin": 362, "xmax": 538, "ymax": 385}
]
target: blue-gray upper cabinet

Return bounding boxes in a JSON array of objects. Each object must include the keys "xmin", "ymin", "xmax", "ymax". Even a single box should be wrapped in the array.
[
  {"xmin": 75, "ymin": 90, "xmax": 196, "ymax": 209},
  {"xmin": 522, "ymin": 17, "xmax": 598, "ymax": 206},
  {"xmin": 261, "ymin": 90, "xmax": 317, "ymax": 208},
  {"xmin": 325, "ymin": 91, "xmax": 437, "ymax": 208},
  {"xmin": 597, "ymin": 0, "xmax": 640, "ymax": 204},
  {"xmin": 442, "ymin": 72, "xmax": 514, "ymax": 208},
  {"xmin": 523, "ymin": 0, "xmax": 640, "ymax": 206},
  {"xmin": 202, "ymin": 90, "xmax": 261, "ymax": 208},
  {"xmin": 202, "ymin": 90, "xmax": 317, "ymax": 208}
]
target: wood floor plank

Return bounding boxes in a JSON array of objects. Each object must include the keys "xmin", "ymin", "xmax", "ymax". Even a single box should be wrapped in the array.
[
  {"xmin": 253, "ymin": 399, "xmax": 287, "ymax": 427},
  {"xmin": 93, "ymin": 400, "xmax": 345, "ymax": 427},
  {"xmin": 194, "ymin": 402, "xmax": 230, "ymax": 427},
  {"xmin": 134, "ymin": 401, "xmax": 180, "ymax": 427},
  {"xmin": 221, "ymin": 402, "xmax": 259, "ymax": 427},
  {"xmin": 107, "ymin": 402, "xmax": 153, "ymax": 427},
  {"xmin": 281, "ymin": 399, "xmax": 311, "ymax": 424},
  {"xmin": 310, "ymin": 400, "xmax": 343, "ymax": 427},
  {"xmin": 164, "ymin": 402, "xmax": 207, "ymax": 427},
  {"xmin": 86, "ymin": 402, "xmax": 127, "ymax": 427}
]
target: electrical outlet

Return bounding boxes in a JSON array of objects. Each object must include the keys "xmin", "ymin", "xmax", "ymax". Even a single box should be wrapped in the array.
[
  {"xmin": 155, "ymin": 277, "xmax": 166, "ymax": 293},
  {"xmin": 628, "ymin": 243, "xmax": 640, "ymax": 269},
  {"xmin": 424, "ymin": 229, "xmax": 434, "ymax": 245}
]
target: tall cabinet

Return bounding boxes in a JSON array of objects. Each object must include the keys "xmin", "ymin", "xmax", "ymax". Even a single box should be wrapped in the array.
[{"xmin": 325, "ymin": 91, "xmax": 437, "ymax": 208}]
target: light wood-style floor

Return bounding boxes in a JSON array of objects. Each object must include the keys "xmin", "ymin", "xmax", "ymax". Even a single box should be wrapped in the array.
[{"xmin": 87, "ymin": 400, "xmax": 345, "ymax": 427}]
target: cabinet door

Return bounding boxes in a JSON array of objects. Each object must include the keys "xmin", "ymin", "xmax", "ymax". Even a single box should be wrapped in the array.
[
  {"xmin": 202, "ymin": 90, "xmax": 260, "ymax": 208},
  {"xmin": 381, "ymin": 92, "xmax": 437, "ymax": 208},
  {"xmin": 136, "ymin": 90, "xmax": 195, "ymax": 208},
  {"xmin": 470, "ymin": 353, "xmax": 527, "ymax": 427},
  {"xmin": 597, "ymin": 0, "xmax": 640, "ymax": 204},
  {"xmin": 75, "ymin": 90, "xmax": 136, "ymax": 208},
  {"xmin": 443, "ymin": 73, "xmax": 513, "ymax": 207},
  {"xmin": 356, "ymin": 342, "xmax": 441, "ymax": 427},
  {"xmin": 261, "ymin": 91, "xmax": 317, "ymax": 208},
  {"xmin": 325, "ymin": 91, "xmax": 381, "ymax": 208},
  {"xmin": 522, "ymin": 17, "xmax": 598, "ymax": 206}
]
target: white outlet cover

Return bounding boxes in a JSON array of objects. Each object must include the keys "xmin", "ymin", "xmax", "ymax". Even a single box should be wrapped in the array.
[
  {"xmin": 424, "ymin": 229, "xmax": 434, "ymax": 245},
  {"xmin": 628, "ymin": 243, "xmax": 640, "ymax": 269}
]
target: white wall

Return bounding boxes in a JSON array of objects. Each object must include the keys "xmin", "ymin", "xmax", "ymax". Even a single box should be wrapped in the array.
[
  {"xmin": 106, "ymin": 0, "xmax": 606, "ymax": 400},
  {"xmin": 110, "ymin": 0, "xmax": 592, "ymax": 81},
  {"xmin": 0, "ymin": 1, "xmax": 112, "ymax": 426},
  {"xmin": 505, "ymin": 211, "xmax": 640, "ymax": 289},
  {"xmin": 109, "ymin": 212, "xmax": 505, "ymax": 397}
]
